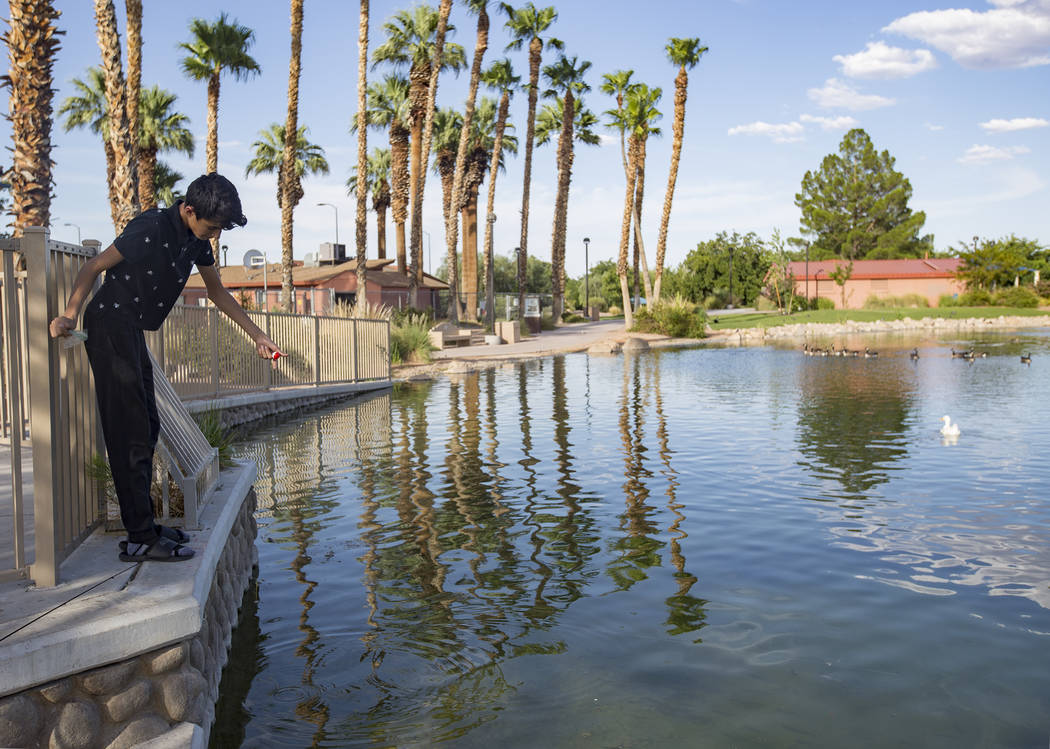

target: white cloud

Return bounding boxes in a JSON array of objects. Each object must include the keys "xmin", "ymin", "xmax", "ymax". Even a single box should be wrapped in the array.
[
  {"xmin": 799, "ymin": 114, "xmax": 860, "ymax": 131},
  {"xmin": 807, "ymin": 78, "xmax": 895, "ymax": 110},
  {"xmin": 597, "ymin": 133, "xmax": 619, "ymax": 147},
  {"xmin": 727, "ymin": 121, "xmax": 805, "ymax": 143},
  {"xmin": 833, "ymin": 41, "xmax": 938, "ymax": 78},
  {"xmin": 979, "ymin": 117, "xmax": 1050, "ymax": 132},
  {"xmin": 885, "ymin": 0, "xmax": 1050, "ymax": 69},
  {"xmin": 957, "ymin": 144, "xmax": 1032, "ymax": 163},
  {"xmin": 926, "ymin": 123, "xmax": 946, "ymax": 131}
]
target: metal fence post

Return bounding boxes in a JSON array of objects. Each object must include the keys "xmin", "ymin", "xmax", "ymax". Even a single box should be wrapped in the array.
[
  {"xmin": 313, "ymin": 314, "xmax": 321, "ymax": 386},
  {"xmin": 210, "ymin": 306, "xmax": 219, "ymax": 397},
  {"xmin": 265, "ymin": 309, "xmax": 273, "ymax": 389},
  {"xmin": 352, "ymin": 318, "xmax": 359, "ymax": 383},
  {"xmin": 25, "ymin": 227, "xmax": 59, "ymax": 586}
]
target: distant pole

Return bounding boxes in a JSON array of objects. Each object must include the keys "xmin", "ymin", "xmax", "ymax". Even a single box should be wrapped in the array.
[
  {"xmin": 63, "ymin": 222, "xmax": 81, "ymax": 244},
  {"xmin": 318, "ymin": 202, "xmax": 339, "ymax": 245},
  {"xmin": 728, "ymin": 245, "xmax": 735, "ymax": 308},
  {"xmin": 583, "ymin": 236, "xmax": 590, "ymax": 315},
  {"xmin": 805, "ymin": 241, "xmax": 810, "ymax": 302}
]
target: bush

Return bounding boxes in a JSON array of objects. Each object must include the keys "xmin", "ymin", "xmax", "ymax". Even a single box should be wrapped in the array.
[
  {"xmin": 959, "ymin": 288, "xmax": 993, "ymax": 306},
  {"xmin": 562, "ymin": 312, "xmax": 587, "ymax": 323},
  {"xmin": 863, "ymin": 294, "xmax": 929, "ymax": 309},
  {"xmin": 1035, "ymin": 278, "xmax": 1050, "ymax": 298},
  {"xmin": 630, "ymin": 295, "xmax": 706, "ymax": 338},
  {"xmin": 194, "ymin": 410, "xmax": 237, "ymax": 468},
  {"xmin": 390, "ymin": 313, "xmax": 433, "ymax": 364},
  {"xmin": 814, "ymin": 296, "xmax": 835, "ymax": 310},
  {"xmin": 993, "ymin": 285, "xmax": 1040, "ymax": 308},
  {"xmin": 608, "ymin": 305, "xmax": 622, "ymax": 316},
  {"xmin": 938, "ymin": 294, "xmax": 960, "ymax": 307},
  {"xmin": 330, "ymin": 298, "xmax": 392, "ymax": 320}
]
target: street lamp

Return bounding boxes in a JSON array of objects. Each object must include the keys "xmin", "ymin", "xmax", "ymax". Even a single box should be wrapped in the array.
[
  {"xmin": 728, "ymin": 245, "xmax": 735, "ymax": 309},
  {"xmin": 317, "ymin": 202, "xmax": 339, "ymax": 245},
  {"xmin": 583, "ymin": 235, "xmax": 592, "ymax": 313},
  {"xmin": 64, "ymin": 222, "xmax": 81, "ymax": 244}
]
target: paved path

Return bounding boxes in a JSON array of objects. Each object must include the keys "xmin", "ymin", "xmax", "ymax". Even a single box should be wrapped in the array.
[{"xmin": 431, "ymin": 319, "xmax": 626, "ymax": 361}]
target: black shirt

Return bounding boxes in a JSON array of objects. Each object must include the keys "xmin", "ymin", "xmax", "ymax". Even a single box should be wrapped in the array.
[{"xmin": 89, "ymin": 201, "xmax": 215, "ymax": 330}]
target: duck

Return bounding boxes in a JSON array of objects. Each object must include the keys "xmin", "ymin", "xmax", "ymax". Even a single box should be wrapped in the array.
[
  {"xmin": 1020, "ymin": 352, "xmax": 1032, "ymax": 365},
  {"xmin": 951, "ymin": 348, "xmax": 972, "ymax": 359},
  {"xmin": 864, "ymin": 347, "xmax": 878, "ymax": 359},
  {"xmin": 940, "ymin": 415, "xmax": 961, "ymax": 437},
  {"xmin": 909, "ymin": 348, "xmax": 920, "ymax": 361}
]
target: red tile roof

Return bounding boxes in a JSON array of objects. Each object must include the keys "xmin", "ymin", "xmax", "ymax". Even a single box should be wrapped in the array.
[{"xmin": 787, "ymin": 257, "xmax": 961, "ymax": 280}]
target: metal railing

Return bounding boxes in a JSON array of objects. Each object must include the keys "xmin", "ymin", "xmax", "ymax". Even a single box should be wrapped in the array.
[
  {"xmin": 146, "ymin": 305, "xmax": 391, "ymax": 401},
  {"xmin": 1, "ymin": 229, "xmax": 103, "ymax": 586}
]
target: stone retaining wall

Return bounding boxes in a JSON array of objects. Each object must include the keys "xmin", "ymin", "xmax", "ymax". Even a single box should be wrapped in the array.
[{"xmin": 0, "ymin": 489, "xmax": 258, "ymax": 749}]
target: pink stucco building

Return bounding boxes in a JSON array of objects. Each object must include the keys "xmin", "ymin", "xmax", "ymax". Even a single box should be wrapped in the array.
[{"xmin": 787, "ymin": 258, "xmax": 965, "ymax": 309}]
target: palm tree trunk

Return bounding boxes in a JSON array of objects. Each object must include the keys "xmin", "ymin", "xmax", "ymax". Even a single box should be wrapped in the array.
[
  {"xmin": 617, "ymin": 138, "xmax": 639, "ymax": 328},
  {"xmin": 125, "ymin": 0, "xmax": 144, "ymax": 208},
  {"xmin": 376, "ymin": 204, "xmax": 387, "ymax": 259},
  {"xmin": 462, "ymin": 193, "xmax": 479, "ymax": 321},
  {"xmin": 517, "ymin": 36, "xmax": 542, "ymax": 321},
  {"xmin": 390, "ymin": 123, "xmax": 409, "ymax": 272},
  {"xmin": 355, "ymin": 0, "xmax": 369, "ymax": 299},
  {"xmin": 483, "ymin": 89, "xmax": 510, "ymax": 331},
  {"xmin": 550, "ymin": 91, "xmax": 575, "ymax": 324},
  {"xmin": 280, "ymin": 0, "xmax": 304, "ymax": 311},
  {"xmin": 414, "ymin": 0, "xmax": 452, "ymax": 313},
  {"xmin": 445, "ymin": 4, "xmax": 489, "ymax": 324},
  {"xmin": 653, "ymin": 65, "xmax": 688, "ymax": 304},
  {"xmin": 5, "ymin": 0, "xmax": 61, "ymax": 235},
  {"xmin": 94, "ymin": 0, "xmax": 139, "ymax": 231},
  {"xmin": 138, "ymin": 147, "xmax": 158, "ymax": 213},
  {"xmin": 206, "ymin": 73, "xmax": 219, "ymax": 172},
  {"xmin": 632, "ymin": 137, "xmax": 654, "ymax": 306},
  {"xmin": 406, "ymin": 70, "xmax": 427, "ymax": 301},
  {"xmin": 104, "ymin": 140, "xmax": 119, "ymax": 227}
]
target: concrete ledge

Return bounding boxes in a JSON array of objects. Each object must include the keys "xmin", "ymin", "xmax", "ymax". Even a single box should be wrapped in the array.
[
  {"xmin": 182, "ymin": 380, "xmax": 390, "ymax": 414},
  {"xmin": 0, "ymin": 461, "xmax": 256, "ymax": 697}
]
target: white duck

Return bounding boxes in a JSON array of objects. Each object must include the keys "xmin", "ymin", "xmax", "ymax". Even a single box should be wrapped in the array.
[{"xmin": 940, "ymin": 415, "xmax": 961, "ymax": 437}]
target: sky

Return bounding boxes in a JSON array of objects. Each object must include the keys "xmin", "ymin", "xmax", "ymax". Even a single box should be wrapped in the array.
[{"xmin": 16, "ymin": 0, "xmax": 1050, "ymax": 277}]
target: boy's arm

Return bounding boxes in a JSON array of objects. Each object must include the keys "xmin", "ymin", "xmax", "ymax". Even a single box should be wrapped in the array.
[
  {"xmin": 198, "ymin": 265, "xmax": 283, "ymax": 360},
  {"xmin": 48, "ymin": 245, "xmax": 125, "ymax": 337}
]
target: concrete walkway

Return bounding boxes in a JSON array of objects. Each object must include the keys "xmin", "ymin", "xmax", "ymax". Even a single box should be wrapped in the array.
[{"xmin": 431, "ymin": 318, "xmax": 626, "ymax": 361}]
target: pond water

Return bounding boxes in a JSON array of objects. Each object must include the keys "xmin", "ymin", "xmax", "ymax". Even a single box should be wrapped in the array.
[{"xmin": 212, "ymin": 329, "xmax": 1050, "ymax": 748}]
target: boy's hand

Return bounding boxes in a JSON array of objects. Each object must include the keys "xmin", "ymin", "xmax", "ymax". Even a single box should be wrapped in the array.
[
  {"xmin": 49, "ymin": 315, "xmax": 75, "ymax": 338},
  {"xmin": 254, "ymin": 335, "xmax": 283, "ymax": 368}
]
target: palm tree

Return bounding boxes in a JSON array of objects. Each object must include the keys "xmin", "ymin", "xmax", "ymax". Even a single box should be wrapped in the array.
[
  {"xmin": 653, "ymin": 37, "xmax": 708, "ymax": 304},
  {"xmin": 624, "ymin": 83, "xmax": 661, "ymax": 307},
  {"xmin": 537, "ymin": 55, "xmax": 597, "ymax": 322},
  {"xmin": 279, "ymin": 0, "xmax": 305, "ymax": 310},
  {"xmin": 347, "ymin": 148, "xmax": 391, "ymax": 259},
  {"xmin": 3, "ymin": 0, "xmax": 61, "ymax": 235},
  {"xmin": 180, "ymin": 13, "xmax": 261, "ymax": 174},
  {"xmin": 373, "ymin": 3, "xmax": 464, "ymax": 303},
  {"xmin": 444, "ymin": 0, "xmax": 491, "ymax": 323},
  {"xmin": 246, "ymin": 124, "xmax": 328, "ymax": 307},
  {"xmin": 462, "ymin": 97, "xmax": 517, "ymax": 322},
  {"xmin": 125, "ymin": 0, "xmax": 142, "ymax": 207},
  {"xmin": 431, "ymin": 108, "xmax": 464, "ymax": 229},
  {"xmin": 360, "ymin": 75, "xmax": 411, "ymax": 271},
  {"xmin": 501, "ymin": 2, "xmax": 562, "ymax": 320},
  {"xmin": 600, "ymin": 69, "xmax": 633, "ymax": 178},
  {"xmin": 153, "ymin": 161, "xmax": 184, "ymax": 208},
  {"xmin": 480, "ymin": 58, "xmax": 520, "ymax": 330},
  {"xmin": 136, "ymin": 86, "xmax": 194, "ymax": 210},
  {"xmin": 58, "ymin": 68, "xmax": 120, "ymax": 228},
  {"xmin": 94, "ymin": 0, "xmax": 139, "ymax": 231},
  {"xmin": 354, "ymin": 0, "xmax": 369, "ymax": 298}
]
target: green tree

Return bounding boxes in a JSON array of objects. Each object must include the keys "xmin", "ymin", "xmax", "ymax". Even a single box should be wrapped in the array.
[
  {"xmin": 136, "ymin": 85, "xmax": 194, "ymax": 210},
  {"xmin": 347, "ymin": 148, "xmax": 392, "ymax": 260},
  {"xmin": 796, "ymin": 128, "xmax": 931, "ymax": 261},
  {"xmin": 956, "ymin": 235, "xmax": 1047, "ymax": 290},
  {"xmin": 664, "ymin": 231, "xmax": 770, "ymax": 306},
  {"xmin": 828, "ymin": 259, "xmax": 853, "ymax": 308},
  {"xmin": 245, "ymin": 124, "xmax": 329, "ymax": 208},
  {"xmin": 153, "ymin": 160, "xmax": 183, "ymax": 207},
  {"xmin": 58, "ymin": 67, "xmax": 119, "ymax": 227}
]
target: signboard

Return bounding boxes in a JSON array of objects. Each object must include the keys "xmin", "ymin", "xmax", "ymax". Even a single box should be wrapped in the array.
[{"xmin": 524, "ymin": 296, "xmax": 540, "ymax": 318}]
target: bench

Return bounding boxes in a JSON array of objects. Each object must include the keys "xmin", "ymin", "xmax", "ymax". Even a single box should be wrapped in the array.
[{"xmin": 429, "ymin": 325, "xmax": 485, "ymax": 349}]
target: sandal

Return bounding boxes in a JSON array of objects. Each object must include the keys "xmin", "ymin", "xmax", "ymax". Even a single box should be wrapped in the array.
[
  {"xmin": 118, "ymin": 535, "xmax": 195, "ymax": 563},
  {"xmin": 117, "ymin": 525, "xmax": 190, "ymax": 554}
]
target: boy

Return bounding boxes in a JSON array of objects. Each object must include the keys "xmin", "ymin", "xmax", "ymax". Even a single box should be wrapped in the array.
[{"xmin": 49, "ymin": 173, "xmax": 282, "ymax": 562}]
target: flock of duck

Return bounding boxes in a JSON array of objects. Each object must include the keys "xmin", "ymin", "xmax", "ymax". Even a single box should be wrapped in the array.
[{"xmin": 802, "ymin": 343, "xmax": 1033, "ymax": 366}]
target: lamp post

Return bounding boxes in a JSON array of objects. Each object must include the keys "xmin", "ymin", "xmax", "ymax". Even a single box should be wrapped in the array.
[
  {"xmin": 814, "ymin": 268, "xmax": 823, "ymax": 304},
  {"xmin": 728, "ymin": 245, "xmax": 735, "ymax": 309},
  {"xmin": 583, "ymin": 237, "xmax": 590, "ymax": 316},
  {"xmin": 317, "ymin": 202, "xmax": 339, "ymax": 245},
  {"xmin": 64, "ymin": 222, "xmax": 81, "ymax": 244},
  {"xmin": 804, "ymin": 241, "xmax": 810, "ymax": 303}
]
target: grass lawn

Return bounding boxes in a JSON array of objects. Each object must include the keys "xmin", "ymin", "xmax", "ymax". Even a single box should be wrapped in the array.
[{"xmin": 707, "ymin": 307, "xmax": 1050, "ymax": 331}]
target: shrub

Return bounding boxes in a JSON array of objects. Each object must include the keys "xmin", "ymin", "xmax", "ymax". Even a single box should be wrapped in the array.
[
  {"xmin": 391, "ymin": 306, "xmax": 433, "ymax": 328},
  {"xmin": 863, "ymin": 294, "xmax": 929, "ymax": 309},
  {"xmin": 1035, "ymin": 278, "xmax": 1050, "ymax": 298},
  {"xmin": 938, "ymin": 294, "xmax": 960, "ymax": 307},
  {"xmin": 390, "ymin": 313, "xmax": 433, "ymax": 364},
  {"xmin": 814, "ymin": 296, "xmax": 835, "ymax": 310},
  {"xmin": 608, "ymin": 305, "xmax": 622, "ymax": 316},
  {"xmin": 959, "ymin": 288, "xmax": 993, "ymax": 306},
  {"xmin": 194, "ymin": 409, "xmax": 237, "ymax": 468},
  {"xmin": 993, "ymin": 285, "xmax": 1040, "ymax": 308},
  {"xmin": 630, "ymin": 295, "xmax": 706, "ymax": 338},
  {"xmin": 755, "ymin": 295, "xmax": 778, "ymax": 311},
  {"xmin": 562, "ymin": 312, "xmax": 587, "ymax": 323},
  {"xmin": 330, "ymin": 298, "xmax": 392, "ymax": 320}
]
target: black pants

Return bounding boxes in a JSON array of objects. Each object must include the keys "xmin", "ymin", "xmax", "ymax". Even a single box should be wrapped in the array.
[{"xmin": 84, "ymin": 308, "xmax": 160, "ymax": 544}]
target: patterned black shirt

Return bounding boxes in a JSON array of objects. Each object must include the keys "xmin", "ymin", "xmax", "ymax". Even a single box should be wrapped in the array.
[{"xmin": 89, "ymin": 201, "xmax": 215, "ymax": 330}]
